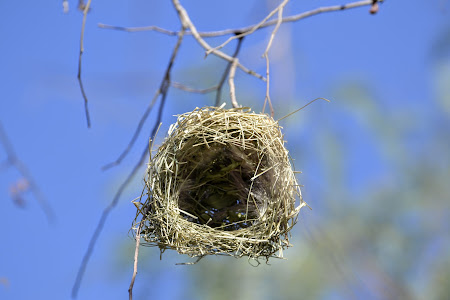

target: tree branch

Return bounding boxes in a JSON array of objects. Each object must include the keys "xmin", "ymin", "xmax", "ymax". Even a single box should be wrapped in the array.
[
  {"xmin": 215, "ymin": 36, "xmax": 244, "ymax": 107},
  {"xmin": 0, "ymin": 122, "xmax": 56, "ymax": 224},
  {"xmin": 262, "ymin": 0, "xmax": 289, "ymax": 117},
  {"xmin": 206, "ymin": 0, "xmax": 288, "ymax": 56},
  {"xmin": 228, "ymin": 58, "xmax": 239, "ymax": 108},
  {"xmin": 128, "ymin": 222, "xmax": 142, "ymax": 300},
  {"xmin": 78, "ymin": 0, "xmax": 92, "ymax": 128},
  {"xmin": 99, "ymin": 0, "xmax": 383, "ymax": 38},
  {"xmin": 171, "ymin": 0, "xmax": 265, "ymax": 82}
]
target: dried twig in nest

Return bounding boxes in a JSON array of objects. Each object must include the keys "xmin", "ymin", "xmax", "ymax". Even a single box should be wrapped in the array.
[{"xmin": 132, "ymin": 106, "xmax": 306, "ymax": 261}]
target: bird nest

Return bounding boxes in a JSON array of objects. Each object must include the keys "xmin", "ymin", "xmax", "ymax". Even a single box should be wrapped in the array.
[{"xmin": 132, "ymin": 106, "xmax": 306, "ymax": 261}]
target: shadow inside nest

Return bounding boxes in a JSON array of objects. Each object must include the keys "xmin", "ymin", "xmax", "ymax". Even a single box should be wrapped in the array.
[{"xmin": 177, "ymin": 142, "xmax": 271, "ymax": 231}]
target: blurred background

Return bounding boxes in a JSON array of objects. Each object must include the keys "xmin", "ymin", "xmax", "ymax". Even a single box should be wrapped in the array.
[{"xmin": 1, "ymin": 0, "xmax": 449, "ymax": 299}]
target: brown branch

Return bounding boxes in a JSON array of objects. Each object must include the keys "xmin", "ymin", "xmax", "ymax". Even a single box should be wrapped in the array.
[
  {"xmin": 262, "ymin": 0, "xmax": 288, "ymax": 117},
  {"xmin": 228, "ymin": 58, "xmax": 239, "ymax": 108},
  {"xmin": 129, "ymin": 139, "xmax": 156, "ymax": 300},
  {"xmin": 72, "ymin": 27, "xmax": 186, "ymax": 299},
  {"xmin": 101, "ymin": 90, "xmax": 159, "ymax": 171},
  {"xmin": 78, "ymin": 0, "xmax": 91, "ymax": 11},
  {"xmin": 99, "ymin": 0, "xmax": 381, "ymax": 110},
  {"xmin": 137, "ymin": 37, "xmax": 244, "ymax": 107},
  {"xmin": 215, "ymin": 36, "xmax": 244, "ymax": 107},
  {"xmin": 102, "ymin": 9, "xmax": 245, "ymax": 172},
  {"xmin": 262, "ymin": 53, "xmax": 273, "ymax": 116},
  {"xmin": 206, "ymin": 0, "xmax": 289, "ymax": 56},
  {"xmin": 0, "ymin": 121, "xmax": 56, "ymax": 224},
  {"xmin": 171, "ymin": 0, "xmax": 265, "ymax": 82},
  {"xmin": 128, "ymin": 222, "xmax": 142, "ymax": 300},
  {"xmin": 78, "ymin": 0, "xmax": 92, "ymax": 128},
  {"xmin": 100, "ymin": 0, "xmax": 382, "ymax": 38}
]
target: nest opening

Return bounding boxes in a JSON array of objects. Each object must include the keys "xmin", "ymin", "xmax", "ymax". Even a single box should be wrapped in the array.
[
  {"xmin": 177, "ymin": 141, "xmax": 271, "ymax": 231},
  {"xmin": 133, "ymin": 106, "xmax": 305, "ymax": 260}
]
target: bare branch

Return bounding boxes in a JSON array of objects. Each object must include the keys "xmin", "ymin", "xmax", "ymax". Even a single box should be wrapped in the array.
[
  {"xmin": 215, "ymin": 36, "xmax": 244, "ymax": 107},
  {"xmin": 171, "ymin": 0, "xmax": 265, "ymax": 82},
  {"xmin": 206, "ymin": 0, "xmax": 288, "ymax": 56},
  {"xmin": 72, "ymin": 27, "xmax": 187, "ymax": 299},
  {"xmin": 169, "ymin": 37, "xmax": 244, "ymax": 106},
  {"xmin": 228, "ymin": 58, "xmax": 239, "ymax": 108},
  {"xmin": 262, "ymin": 0, "xmax": 288, "ymax": 117},
  {"xmin": 98, "ymin": 0, "xmax": 381, "ymax": 111},
  {"xmin": 78, "ymin": 0, "xmax": 92, "ymax": 128},
  {"xmin": 78, "ymin": 0, "xmax": 91, "ymax": 11},
  {"xmin": 101, "ymin": 90, "xmax": 159, "ymax": 171},
  {"xmin": 262, "ymin": 53, "xmax": 274, "ymax": 117},
  {"xmin": 100, "ymin": 0, "xmax": 382, "ymax": 38},
  {"xmin": 0, "ymin": 122, "xmax": 56, "ymax": 224},
  {"xmin": 263, "ymin": 0, "xmax": 288, "ymax": 57},
  {"xmin": 128, "ymin": 218, "xmax": 143, "ymax": 299}
]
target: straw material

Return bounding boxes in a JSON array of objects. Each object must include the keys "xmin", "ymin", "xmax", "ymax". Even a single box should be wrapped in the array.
[{"xmin": 132, "ymin": 106, "xmax": 306, "ymax": 260}]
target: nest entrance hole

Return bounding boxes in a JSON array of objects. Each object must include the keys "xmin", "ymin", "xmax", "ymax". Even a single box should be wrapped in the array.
[{"xmin": 177, "ymin": 140, "xmax": 271, "ymax": 231}]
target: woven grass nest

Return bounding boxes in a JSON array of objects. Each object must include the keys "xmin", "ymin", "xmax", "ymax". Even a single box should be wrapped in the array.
[{"xmin": 132, "ymin": 106, "xmax": 307, "ymax": 261}]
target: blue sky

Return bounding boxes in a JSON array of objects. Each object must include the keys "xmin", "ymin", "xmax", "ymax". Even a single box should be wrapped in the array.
[{"xmin": 1, "ymin": 1, "xmax": 449, "ymax": 299}]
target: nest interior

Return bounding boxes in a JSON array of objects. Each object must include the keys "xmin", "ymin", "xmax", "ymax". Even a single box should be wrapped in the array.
[{"xmin": 133, "ymin": 106, "xmax": 306, "ymax": 260}]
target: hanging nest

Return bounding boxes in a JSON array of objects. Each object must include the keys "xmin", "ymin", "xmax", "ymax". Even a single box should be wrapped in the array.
[{"xmin": 132, "ymin": 106, "xmax": 307, "ymax": 261}]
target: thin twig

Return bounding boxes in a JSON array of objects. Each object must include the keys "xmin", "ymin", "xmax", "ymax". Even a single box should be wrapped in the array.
[
  {"xmin": 100, "ymin": 0, "xmax": 382, "ymax": 38},
  {"xmin": 215, "ymin": 36, "xmax": 244, "ymax": 107},
  {"xmin": 128, "ymin": 127, "xmax": 160, "ymax": 299},
  {"xmin": 263, "ymin": 0, "xmax": 288, "ymax": 60},
  {"xmin": 171, "ymin": 0, "xmax": 265, "ymax": 82},
  {"xmin": 206, "ymin": 0, "xmax": 288, "ymax": 56},
  {"xmin": 128, "ymin": 223, "xmax": 142, "ymax": 300},
  {"xmin": 0, "ymin": 122, "xmax": 56, "ymax": 224},
  {"xmin": 78, "ymin": 0, "xmax": 92, "ymax": 128},
  {"xmin": 164, "ymin": 37, "xmax": 245, "ymax": 106},
  {"xmin": 228, "ymin": 58, "xmax": 239, "ymax": 108},
  {"xmin": 72, "ymin": 28, "xmax": 186, "ymax": 299},
  {"xmin": 262, "ymin": 55, "xmax": 273, "ymax": 116},
  {"xmin": 101, "ymin": 91, "xmax": 159, "ymax": 171},
  {"xmin": 78, "ymin": 0, "xmax": 91, "ymax": 11},
  {"xmin": 262, "ymin": 0, "xmax": 288, "ymax": 117}
]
